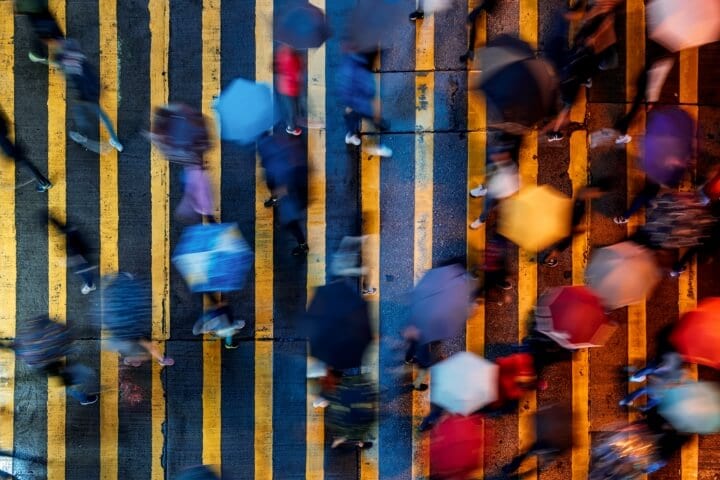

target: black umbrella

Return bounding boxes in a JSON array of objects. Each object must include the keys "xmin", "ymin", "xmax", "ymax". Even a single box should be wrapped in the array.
[
  {"xmin": 344, "ymin": 0, "xmax": 406, "ymax": 52},
  {"xmin": 303, "ymin": 281, "xmax": 372, "ymax": 369},
  {"xmin": 276, "ymin": 4, "xmax": 331, "ymax": 49}
]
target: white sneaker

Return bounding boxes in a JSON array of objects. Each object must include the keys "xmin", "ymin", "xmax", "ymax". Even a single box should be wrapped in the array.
[
  {"xmin": 69, "ymin": 131, "xmax": 88, "ymax": 144},
  {"xmin": 615, "ymin": 134, "xmax": 632, "ymax": 145},
  {"xmin": 366, "ymin": 144, "xmax": 393, "ymax": 157},
  {"xmin": 28, "ymin": 52, "xmax": 48, "ymax": 64},
  {"xmin": 109, "ymin": 138, "xmax": 124, "ymax": 152},
  {"xmin": 470, "ymin": 185, "xmax": 488, "ymax": 198},
  {"xmin": 81, "ymin": 284, "xmax": 97, "ymax": 295},
  {"xmin": 345, "ymin": 133, "xmax": 361, "ymax": 146},
  {"xmin": 469, "ymin": 218, "xmax": 484, "ymax": 230},
  {"xmin": 313, "ymin": 397, "xmax": 329, "ymax": 409}
]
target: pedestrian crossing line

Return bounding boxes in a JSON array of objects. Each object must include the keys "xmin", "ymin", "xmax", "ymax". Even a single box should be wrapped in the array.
[
  {"xmin": 412, "ymin": 11, "xmax": 434, "ymax": 478},
  {"xmin": 254, "ymin": 1, "xmax": 274, "ymax": 478},
  {"xmin": 201, "ymin": 0, "xmax": 222, "ymax": 468},
  {"xmin": 0, "ymin": 2, "xmax": 16, "ymax": 476},
  {"xmin": 99, "ymin": 0, "xmax": 121, "ymax": 477},
  {"xmin": 305, "ymin": 0, "xmax": 327, "ymax": 477},
  {"xmin": 569, "ymin": 86, "xmax": 590, "ymax": 480},
  {"xmin": 47, "ymin": 1, "xmax": 67, "ymax": 477},
  {"xmin": 148, "ymin": 0, "xmax": 170, "ymax": 478}
]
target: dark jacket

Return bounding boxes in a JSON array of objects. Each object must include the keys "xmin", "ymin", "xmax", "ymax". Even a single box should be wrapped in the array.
[{"xmin": 337, "ymin": 53, "xmax": 376, "ymax": 117}]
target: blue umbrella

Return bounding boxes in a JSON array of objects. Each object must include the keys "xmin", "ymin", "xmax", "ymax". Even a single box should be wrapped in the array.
[
  {"xmin": 172, "ymin": 223, "xmax": 253, "ymax": 293},
  {"xmin": 277, "ymin": 4, "xmax": 331, "ymax": 49},
  {"xmin": 214, "ymin": 78, "xmax": 274, "ymax": 145}
]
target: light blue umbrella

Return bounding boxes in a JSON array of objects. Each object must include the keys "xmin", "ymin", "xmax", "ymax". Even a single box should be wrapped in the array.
[
  {"xmin": 659, "ymin": 382, "xmax": 720, "ymax": 434},
  {"xmin": 172, "ymin": 223, "xmax": 253, "ymax": 293},
  {"xmin": 214, "ymin": 78, "xmax": 274, "ymax": 144},
  {"xmin": 430, "ymin": 352, "xmax": 499, "ymax": 415}
]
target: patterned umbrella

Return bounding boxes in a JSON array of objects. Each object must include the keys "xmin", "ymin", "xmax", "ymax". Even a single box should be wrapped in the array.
[
  {"xmin": 430, "ymin": 352, "xmax": 499, "ymax": 415},
  {"xmin": 648, "ymin": 0, "xmax": 720, "ymax": 52},
  {"xmin": 214, "ymin": 78, "xmax": 274, "ymax": 144},
  {"xmin": 670, "ymin": 297, "xmax": 720, "ymax": 369},
  {"xmin": 276, "ymin": 4, "xmax": 331, "ymax": 49},
  {"xmin": 14, "ymin": 315, "xmax": 72, "ymax": 369},
  {"xmin": 585, "ymin": 241, "xmax": 661, "ymax": 310},
  {"xmin": 95, "ymin": 273, "xmax": 152, "ymax": 340},
  {"xmin": 430, "ymin": 415, "xmax": 487, "ymax": 479},
  {"xmin": 172, "ymin": 223, "xmax": 253, "ymax": 293},
  {"xmin": 535, "ymin": 286, "xmax": 615, "ymax": 350}
]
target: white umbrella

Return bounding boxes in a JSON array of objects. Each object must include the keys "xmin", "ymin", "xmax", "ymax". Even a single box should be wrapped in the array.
[
  {"xmin": 430, "ymin": 352, "xmax": 499, "ymax": 415},
  {"xmin": 647, "ymin": 0, "xmax": 720, "ymax": 52},
  {"xmin": 422, "ymin": 0, "xmax": 453, "ymax": 13}
]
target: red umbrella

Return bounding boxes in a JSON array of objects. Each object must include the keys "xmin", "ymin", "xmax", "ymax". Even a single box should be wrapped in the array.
[
  {"xmin": 671, "ymin": 297, "xmax": 720, "ymax": 369},
  {"xmin": 430, "ymin": 415, "xmax": 488, "ymax": 479},
  {"xmin": 535, "ymin": 286, "xmax": 616, "ymax": 350}
]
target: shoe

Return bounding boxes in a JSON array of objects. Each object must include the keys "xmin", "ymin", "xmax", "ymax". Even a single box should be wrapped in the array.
[
  {"xmin": 547, "ymin": 131, "xmax": 564, "ymax": 143},
  {"xmin": 224, "ymin": 339, "xmax": 239, "ymax": 349},
  {"xmin": 109, "ymin": 138, "xmax": 124, "ymax": 152},
  {"xmin": 28, "ymin": 51, "xmax": 47, "ymax": 63},
  {"xmin": 285, "ymin": 126, "xmax": 302, "ymax": 136},
  {"xmin": 417, "ymin": 422, "xmax": 434, "ymax": 433},
  {"xmin": 80, "ymin": 394, "xmax": 99, "ymax": 406},
  {"xmin": 123, "ymin": 357, "xmax": 143, "ymax": 367},
  {"xmin": 366, "ymin": 144, "xmax": 393, "ymax": 157},
  {"xmin": 357, "ymin": 441, "xmax": 373, "ymax": 449},
  {"xmin": 345, "ymin": 133, "xmax": 361, "ymax": 146},
  {"xmin": 613, "ymin": 215, "xmax": 629, "ymax": 225},
  {"xmin": 619, "ymin": 399, "xmax": 632, "ymax": 407},
  {"xmin": 615, "ymin": 134, "xmax": 632, "ymax": 145},
  {"xmin": 543, "ymin": 257, "xmax": 558, "ymax": 268},
  {"xmin": 69, "ymin": 131, "xmax": 88, "ymax": 144},
  {"xmin": 409, "ymin": 10, "xmax": 424, "ymax": 21},
  {"xmin": 81, "ymin": 283, "xmax": 97, "ymax": 295},
  {"xmin": 629, "ymin": 374, "xmax": 647, "ymax": 383},
  {"xmin": 362, "ymin": 287, "xmax": 377, "ymax": 296},
  {"xmin": 313, "ymin": 397, "xmax": 330, "ymax": 409},
  {"xmin": 158, "ymin": 357, "xmax": 175, "ymax": 366},
  {"xmin": 264, "ymin": 196, "xmax": 278, "ymax": 208},
  {"xmin": 36, "ymin": 182, "xmax": 53, "ymax": 192},
  {"xmin": 583, "ymin": 78, "xmax": 593, "ymax": 88},
  {"xmin": 670, "ymin": 266, "xmax": 687, "ymax": 278},
  {"xmin": 469, "ymin": 185, "xmax": 488, "ymax": 198},
  {"xmin": 469, "ymin": 218, "xmax": 484, "ymax": 230},
  {"xmin": 459, "ymin": 50, "xmax": 474, "ymax": 63},
  {"xmin": 498, "ymin": 280, "xmax": 512, "ymax": 290},
  {"xmin": 413, "ymin": 383, "xmax": 429, "ymax": 391},
  {"xmin": 292, "ymin": 243, "xmax": 309, "ymax": 256}
]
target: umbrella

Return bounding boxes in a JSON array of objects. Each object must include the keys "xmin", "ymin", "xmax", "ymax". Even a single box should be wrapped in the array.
[
  {"xmin": 344, "ymin": 0, "xmax": 407, "ymax": 53},
  {"xmin": 430, "ymin": 415, "xmax": 487, "ymax": 479},
  {"xmin": 642, "ymin": 191, "xmax": 715, "ymax": 249},
  {"xmin": 410, "ymin": 264, "xmax": 473, "ymax": 344},
  {"xmin": 422, "ymin": 0, "xmax": 453, "ymax": 13},
  {"xmin": 659, "ymin": 382, "xmax": 720, "ymax": 434},
  {"xmin": 430, "ymin": 352, "xmax": 499, "ymax": 415},
  {"xmin": 303, "ymin": 281, "xmax": 372, "ymax": 370},
  {"xmin": 648, "ymin": 0, "xmax": 720, "ymax": 52},
  {"xmin": 172, "ymin": 223, "xmax": 253, "ymax": 293},
  {"xmin": 585, "ymin": 241, "xmax": 661, "ymax": 309},
  {"xmin": 535, "ymin": 286, "xmax": 615, "ymax": 350},
  {"xmin": 276, "ymin": 4, "xmax": 331, "ymax": 49},
  {"xmin": 591, "ymin": 423, "xmax": 662, "ymax": 477},
  {"xmin": 325, "ymin": 374, "xmax": 377, "ymax": 441},
  {"xmin": 670, "ymin": 297, "xmax": 720, "ymax": 368},
  {"xmin": 214, "ymin": 78, "xmax": 274, "ymax": 144},
  {"xmin": 95, "ymin": 273, "xmax": 152, "ymax": 340},
  {"xmin": 149, "ymin": 103, "xmax": 210, "ymax": 165},
  {"xmin": 14, "ymin": 316, "xmax": 72, "ymax": 369},
  {"xmin": 642, "ymin": 107, "xmax": 694, "ymax": 187},
  {"xmin": 498, "ymin": 185, "xmax": 573, "ymax": 252},
  {"xmin": 475, "ymin": 35, "xmax": 559, "ymax": 128}
]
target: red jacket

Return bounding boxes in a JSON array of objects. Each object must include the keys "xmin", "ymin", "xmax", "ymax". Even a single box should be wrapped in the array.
[
  {"xmin": 496, "ymin": 353, "xmax": 536, "ymax": 402},
  {"xmin": 275, "ymin": 45, "xmax": 302, "ymax": 97}
]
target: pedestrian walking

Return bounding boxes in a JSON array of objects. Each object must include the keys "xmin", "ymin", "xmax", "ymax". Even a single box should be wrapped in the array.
[
  {"xmin": 175, "ymin": 164, "xmax": 216, "ymax": 224},
  {"xmin": 329, "ymin": 235, "xmax": 376, "ymax": 295},
  {"xmin": 459, "ymin": 0, "xmax": 498, "ymax": 63},
  {"xmin": 408, "ymin": 0, "xmax": 453, "ymax": 22},
  {"xmin": 147, "ymin": 103, "xmax": 210, "ymax": 165},
  {"xmin": 14, "ymin": 0, "xmax": 64, "ymax": 63},
  {"xmin": 621, "ymin": 352, "xmax": 685, "ymax": 411},
  {"xmin": 0, "ymin": 107, "xmax": 52, "ymax": 192},
  {"xmin": 468, "ymin": 138, "xmax": 520, "ymax": 229},
  {"xmin": 47, "ymin": 214, "xmax": 97, "ymax": 294},
  {"xmin": 192, "ymin": 294, "xmax": 245, "ymax": 349},
  {"xmin": 403, "ymin": 325, "xmax": 438, "ymax": 392},
  {"xmin": 274, "ymin": 42, "xmax": 303, "ymax": 136}
]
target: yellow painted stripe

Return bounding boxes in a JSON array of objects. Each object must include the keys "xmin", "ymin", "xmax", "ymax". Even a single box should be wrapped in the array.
[
  {"xmin": 569, "ymin": 81, "xmax": 590, "ymax": 480},
  {"xmin": 255, "ymin": 1, "xmax": 274, "ymax": 478},
  {"xmin": 47, "ymin": 1, "xmax": 67, "ymax": 478},
  {"xmin": 201, "ymin": 0, "xmax": 222, "ymax": 467},
  {"xmin": 679, "ymin": 47, "xmax": 699, "ymax": 480},
  {"xmin": 519, "ymin": 0, "xmax": 538, "ymax": 49},
  {"xmin": 149, "ymin": 0, "xmax": 170, "ymax": 478},
  {"xmin": 99, "ymin": 0, "xmax": 120, "ymax": 477},
  {"xmin": 305, "ymin": 1, "xmax": 326, "ymax": 478},
  {"xmin": 0, "ymin": 2, "xmax": 15, "ymax": 476},
  {"xmin": 412, "ymin": 14, "xmax": 434, "ymax": 479}
]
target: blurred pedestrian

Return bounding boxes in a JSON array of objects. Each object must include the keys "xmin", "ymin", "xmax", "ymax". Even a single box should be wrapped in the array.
[
  {"xmin": 330, "ymin": 235, "xmax": 376, "ymax": 295},
  {"xmin": 337, "ymin": 51, "xmax": 392, "ymax": 157},
  {"xmin": 468, "ymin": 139, "xmax": 520, "ymax": 229},
  {"xmin": 175, "ymin": 163, "xmax": 216, "ymax": 224},
  {"xmin": 408, "ymin": 0, "xmax": 453, "ymax": 22},
  {"xmin": 14, "ymin": 0, "xmax": 64, "ymax": 63},
  {"xmin": 620, "ymin": 352, "xmax": 685, "ymax": 411},
  {"xmin": 473, "ymin": 232, "xmax": 512, "ymax": 303},
  {"xmin": 147, "ymin": 103, "xmax": 210, "ymax": 165},
  {"xmin": 403, "ymin": 325, "xmax": 438, "ymax": 392},
  {"xmin": 274, "ymin": 42, "xmax": 303, "ymax": 136},
  {"xmin": 192, "ymin": 293, "xmax": 245, "ymax": 349},
  {"xmin": 459, "ymin": 0, "xmax": 498, "ymax": 63},
  {"xmin": 47, "ymin": 214, "xmax": 97, "ymax": 294},
  {"xmin": 0, "ymin": 106, "xmax": 52, "ymax": 192}
]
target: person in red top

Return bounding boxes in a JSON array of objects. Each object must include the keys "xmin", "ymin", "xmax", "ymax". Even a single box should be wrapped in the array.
[
  {"xmin": 494, "ymin": 352, "xmax": 537, "ymax": 405},
  {"xmin": 274, "ymin": 43, "xmax": 303, "ymax": 136}
]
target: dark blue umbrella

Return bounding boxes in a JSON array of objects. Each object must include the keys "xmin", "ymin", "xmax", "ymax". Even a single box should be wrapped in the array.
[
  {"xmin": 214, "ymin": 78, "xmax": 274, "ymax": 145},
  {"xmin": 95, "ymin": 274, "xmax": 152, "ymax": 340},
  {"xmin": 277, "ymin": 4, "xmax": 331, "ymax": 49},
  {"xmin": 14, "ymin": 316, "xmax": 72, "ymax": 369},
  {"xmin": 172, "ymin": 223, "xmax": 253, "ymax": 293},
  {"xmin": 344, "ymin": 0, "xmax": 406, "ymax": 52}
]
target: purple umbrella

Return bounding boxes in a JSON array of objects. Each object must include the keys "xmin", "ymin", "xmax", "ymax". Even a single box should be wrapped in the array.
[{"xmin": 642, "ymin": 107, "xmax": 694, "ymax": 187}]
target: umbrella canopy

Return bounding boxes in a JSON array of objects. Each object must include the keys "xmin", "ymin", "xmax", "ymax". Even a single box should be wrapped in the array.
[
  {"xmin": 303, "ymin": 281, "xmax": 372, "ymax": 370},
  {"xmin": 642, "ymin": 107, "xmax": 694, "ymax": 187},
  {"xmin": 95, "ymin": 273, "xmax": 152, "ymax": 340},
  {"xmin": 475, "ymin": 36, "xmax": 558, "ymax": 128},
  {"xmin": 172, "ymin": 223, "xmax": 253, "ymax": 293},
  {"xmin": 648, "ymin": 0, "xmax": 720, "ymax": 52},
  {"xmin": 14, "ymin": 315, "xmax": 72, "ymax": 369},
  {"xmin": 642, "ymin": 191, "xmax": 715, "ymax": 249},
  {"xmin": 344, "ymin": 0, "xmax": 406, "ymax": 52},
  {"xmin": 585, "ymin": 241, "xmax": 661, "ymax": 309},
  {"xmin": 325, "ymin": 374, "xmax": 377, "ymax": 440},
  {"xmin": 498, "ymin": 184, "xmax": 573, "ymax": 251},
  {"xmin": 659, "ymin": 382, "xmax": 720, "ymax": 434},
  {"xmin": 410, "ymin": 264, "xmax": 473, "ymax": 344},
  {"xmin": 535, "ymin": 286, "xmax": 614, "ymax": 350},
  {"xmin": 149, "ymin": 103, "xmax": 210, "ymax": 165},
  {"xmin": 276, "ymin": 4, "xmax": 331, "ymax": 49},
  {"xmin": 670, "ymin": 297, "xmax": 720, "ymax": 368},
  {"xmin": 430, "ymin": 352, "xmax": 499, "ymax": 415},
  {"xmin": 214, "ymin": 78, "xmax": 274, "ymax": 144},
  {"xmin": 430, "ymin": 415, "xmax": 487, "ymax": 479}
]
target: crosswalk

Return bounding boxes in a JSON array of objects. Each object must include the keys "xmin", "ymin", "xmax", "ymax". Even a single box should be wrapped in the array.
[{"xmin": 2, "ymin": 0, "xmax": 720, "ymax": 479}]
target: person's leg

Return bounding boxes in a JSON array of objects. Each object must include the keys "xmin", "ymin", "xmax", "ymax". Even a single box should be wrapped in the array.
[
  {"xmin": 138, "ymin": 338, "xmax": 174, "ymax": 366},
  {"xmin": 621, "ymin": 181, "xmax": 661, "ymax": 219},
  {"xmin": 502, "ymin": 445, "xmax": 536, "ymax": 474},
  {"xmin": 614, "ymin": 68, "xmax": 648, "ymax": 135},
  {"xmin": 92, "ymin": 103, "xmax": 122, "ymax": 146},
  {"xmin": 75, "ymin": 261, "xmax": 96, "ymax": 291},
  {"xmin": 418, "ymin": 404, "xmax": 444, "ymax": 431},
  {"xmin": 16, "ymin": 157, "xmax": 52, "ymax": 189},
  {"xmin": 288, "ymin": 220, "xmax": 309, "ymax": 255},
  {"xmin": 70, "ymin": 102, "xmax": 94, "ymax": 139},
  {"xmin": 344, "ymin": 109, "xmax": 361, "ymax": 135},
  {"xmin": 620, "ymin": 386, "xmax": 648, "ymax": 406},
  {"xmin": 409, "ymin": 0, "xmax": 424, "ymax": 20}
]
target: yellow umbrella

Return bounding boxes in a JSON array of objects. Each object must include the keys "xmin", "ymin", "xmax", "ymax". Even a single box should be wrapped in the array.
[{"xmin": 498, "ymin": 185, "xmax": 572, "ymax": 251}]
